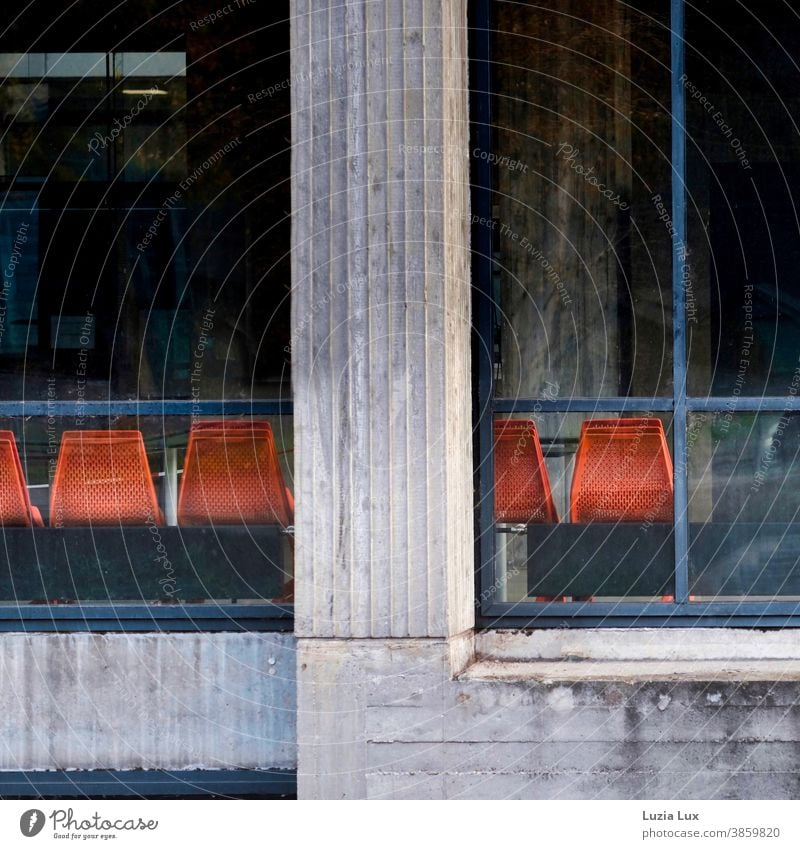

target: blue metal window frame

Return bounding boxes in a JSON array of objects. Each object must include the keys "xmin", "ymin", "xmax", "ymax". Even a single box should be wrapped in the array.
[
  {"xmin": 471, "ymin": 0, "xmax": 800, "ymax": 627},
  {"xmin": 0, "ymin": 768, "xmax": 296, "ymax": 799},
  {"xmin": 0, "ymin": 399, "xmax": 293, "ymax": 632},
  {"xmin": 0, "ymin": 5, "xmax": 295, "ymax": 634}
]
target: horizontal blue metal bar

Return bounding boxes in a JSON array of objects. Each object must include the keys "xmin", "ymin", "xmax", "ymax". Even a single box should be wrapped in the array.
[
  {"xmin": 0, "ymin": 400, "xmax": 292, "ymax": 416},
  {"xmin": 0, "ymin": 603, "xmax": 293, "ymax": 619},
  {"xmin": 0, "ymin": 604, "xmax": 293, "ymax": 632},
  {"xmin": 0, "ymin": 769, "xmax": 296, "ymax": 798},
  {"xmin": 484, "ymin": 601, "xmax": 800, "ymax": 617},
  {"xmin": 686, "ymin": 396, "xmax": 800, "ymax": 412},
  {"xmin": 492, "ymin": 397, "xmax": 674, "ymax": 413},
  {"xmin": 0, "ymin": 207, "xmax": 189, "ymax": 213}
]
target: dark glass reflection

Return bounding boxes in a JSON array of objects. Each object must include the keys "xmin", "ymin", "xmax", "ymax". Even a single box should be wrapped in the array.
[
  {"xmin": 492, "ymin": 0, "xmax": 673, "ymax": 400},
  {"xmin": 686, "ymin": 1, "xmax": 800, "ymax": 397},
  {"xmin": 689, "ymin": 412, "xmax": 800, "ymax": 599},
  {"xmin": 0, "ymin": 1, "xmax": 290, "ymax": 400}
]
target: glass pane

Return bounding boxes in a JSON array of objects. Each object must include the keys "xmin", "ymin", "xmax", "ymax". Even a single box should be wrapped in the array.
[
  {"xmin": 688, "ymin": 412, "xmax": 800, "ymax": 600},
  {"xmin": 0, "ymin": 415, "xmax": 293, "ymax": 605},
  {"xmin": 115, "ymin": 51, "xmax": 187, "ymax": 183},
  {"xmin": 0, "ymin": 1, "xmax": 290, "ymax": 400},
  {"xmin": 0, "ymin": 52, "xmax": 109, "ymax": 182},
  {"xmin": 686, "ymin": 1, "xmax": 800, "ymax": 396},
  {"xmin": 491, "ymin": 0, "xmax": 673, "ymax": 399},
  {"xmin": 491, "ymin": 412, "xmax": 674, "ymax": 603}
]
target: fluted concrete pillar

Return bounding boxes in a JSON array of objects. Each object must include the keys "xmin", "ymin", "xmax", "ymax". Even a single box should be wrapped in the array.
[
  {"xmin": 291, "ymin": 0, "xmax": 472, "ymax": 640},
  {"xmin": 291, "ymin": 0, "xmax": 473, "ymax": 798}
]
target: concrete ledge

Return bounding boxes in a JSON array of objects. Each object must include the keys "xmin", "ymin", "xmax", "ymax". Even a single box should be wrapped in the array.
[
  {"xmin": 477, "ymin": 628, "xmax": 800, "ymax": 662},
  {"xmin": 462, "ymin": 658, "xmax": 800, "ymax": 683},
  {"xmin": 468, "ymin": 628, "xmax": 800, "ymax": 684},
  {"xmin": 0, "ymin": 633, "xmax": 296, "ymax": 770}
]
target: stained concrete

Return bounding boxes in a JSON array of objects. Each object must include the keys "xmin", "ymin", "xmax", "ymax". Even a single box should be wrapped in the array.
[
  {"xmin": 287, "ymin": 0, "xmax": 800, "ymax": 802},
  {"xmin": 299, "ymin": 636, "xmax": 800, "ymax": 799},
  {"xmin": 0, "ymin": 633, "xmax": 296, "ymax": 770}
]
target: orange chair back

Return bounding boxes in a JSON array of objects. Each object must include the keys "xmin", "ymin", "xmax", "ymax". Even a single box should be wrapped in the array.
[
  {"xmin": 570, "ymin": 418, "xmax": 673, "ymax": 523},
  {"xmin": 191, "ymin": 420, "xmax": 271, "ymax": 431},
  {"xmin": 493, "ymin": 419, "xmax": 558, "ymax": 523},
  {"xmin": 178, "ymin": 422, "xmax": 293, "ymax": 526},
  {"xmin": 50, "ymin": 431, "xmax": 163, "ymax": 527},
  {"xmin": 0, "ymin": 431, "xmax": 41, "ymax": 527}
]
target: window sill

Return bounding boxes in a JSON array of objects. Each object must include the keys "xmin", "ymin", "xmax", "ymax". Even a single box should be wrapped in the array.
[
  {"xmin": 462, "ymin": 658, "xmax": 800, "ymax": 683},
  {"xmin": 463, "ymin": 628, "xmax": 800, "ymax": 683}
]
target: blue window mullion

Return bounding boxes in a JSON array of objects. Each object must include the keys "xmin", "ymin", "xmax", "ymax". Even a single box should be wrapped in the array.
[
  {"xmin": 0, "ymin": 400, "xmax": 292, "ymax": 416},
  {"xmin": 470, "ymin": 0, "xmax": 497, "ymax": 615},
  {"xmin": 492, "ymin": 397, "xmax": 675, "ymax": 413},
  {"xmin": 671, "ymin": 0, "xmax": 690, "ymax": 603}
]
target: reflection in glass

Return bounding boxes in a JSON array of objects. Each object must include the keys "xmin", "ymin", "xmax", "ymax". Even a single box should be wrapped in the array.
[
  {"xmin": 688, "ymin": 412, "xmax": 800, "ymax": 600},
  {"xmin": 0, "ymin": 1, "xmax": 291, "ymax": 400},
  {"xmin": 492, "ymin": 0, "xmax": 673, "ymax": 399},
  {"xmin": 493, "ymin": 412, "xmax": 674, "ymax": 603},
  {"xmin": 0, "ymin": 415, "xmax": 294, "ymax": 605},
  {"xmin": 0, "ymin": 2, "xmax": 293, "ymax": 609},
  {"xmin": 686, "ymin": 1, "xmax": 800, "ymax": 396}
]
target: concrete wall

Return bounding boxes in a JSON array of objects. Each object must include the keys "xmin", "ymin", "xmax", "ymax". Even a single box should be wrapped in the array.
[
  {"xmin": 0, "ymin": 633, "xmax": 295, "ymax": 771},
  {"xmin": 299, "ymin": 633, "xmax": 800, "ymax": 799},
  {"xmin": 290, "ymin": 0, "xmax": 473, "ymax": 642},
  {"xmin": 289, "ymin": 0, "xmax": 800, "ymax": 800}
]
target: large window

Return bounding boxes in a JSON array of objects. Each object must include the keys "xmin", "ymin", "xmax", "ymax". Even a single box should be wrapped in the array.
[
  {"xmin": 0, "ymin": 1, "xmax": 292, "ymax": 630},
  {"xmin": 473, "ymin": 0, "xmax": 800, "ymax": 625}
]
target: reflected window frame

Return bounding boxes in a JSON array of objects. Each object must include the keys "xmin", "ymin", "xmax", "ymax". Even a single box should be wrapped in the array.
[
  {"xmin": 471, "ymin": 0, "xmax": 800, "ymax": 628},
  {"xmin": 0, "ymin": 8, "xmax": 293, "ymax": 633}
]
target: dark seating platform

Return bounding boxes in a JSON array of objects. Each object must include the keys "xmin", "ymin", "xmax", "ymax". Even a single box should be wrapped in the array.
[
  {"xmin": 527, "ymin": 522, "xmax": 800, "ymax": 598},
  {"xmin": 0, "ymin": 526, "xmax": 289, "ymax": 602}
]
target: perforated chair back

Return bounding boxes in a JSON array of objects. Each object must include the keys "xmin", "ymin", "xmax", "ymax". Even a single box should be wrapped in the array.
[
  {"xmin": 0, "ymin": 431, "xmax": 42, "ymax": 526},
  {"xmin": 191, "ymin": 420, "xmax": 272, "ymax": 433},
  {"xmin": 570, "ymin": 418, "xmax": 673, "ymax": 523},
  {"xmin": 493, "ymin": 419, "xmax": 558, "ymax": 523},
  {"xmin": 581, "ymin": 418, "xmax": 662, "ymax": 433},
  {"xmin": 177, "ymin": 422, "xmax": 293, "ymax": 526},
  {"xmin": 50, "ymin": 431, "xmax": 163, "ymax": 527}
]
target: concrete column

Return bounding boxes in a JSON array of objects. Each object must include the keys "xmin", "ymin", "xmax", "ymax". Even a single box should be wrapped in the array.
[
  {"xmin": 291, "ymin": 0, "xmax": 473, "ymax": 797},
  {"xmin": 290, "ymin": 0, "xmax": 473, "ymax": 641}
]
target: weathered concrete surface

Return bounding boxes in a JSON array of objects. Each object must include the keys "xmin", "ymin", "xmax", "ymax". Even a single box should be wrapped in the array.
[
  {"xmin": 465, "ymin": 659, "xmax": 800, "ymax": 683},
  {"xmin": 299, "ymin": 636, "xmax": 800, "ymax": 799},
  {"xmin": 0, "ymin": 633, "xmax": 296, "ymax": 770},
  {"xmin": 287, "ymin": 0, "xmax": 800, "ymax": 802},
  {"xmin": 290, "ymin": 0, "xmax": 473, "ymax": 640},
  {"xmin": 476, "ymin": 628, "xmax": 800, "ymax": 662}
]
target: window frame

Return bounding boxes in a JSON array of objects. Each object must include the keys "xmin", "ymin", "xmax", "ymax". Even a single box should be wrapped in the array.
[
  {"xmin": 471, "ymin": 0, "xmax": 800, "ymax": 628},
  {"xmin": 0, "ymin": 399, "xmax": 294, "ymax": 633},
  {"xmin": 0, "ymin": 13, "xmax": 294, "ymax": 632}
]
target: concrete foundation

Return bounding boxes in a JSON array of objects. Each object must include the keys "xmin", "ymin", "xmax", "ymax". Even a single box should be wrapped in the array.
[
  {"xmin": 299, "ymin": 634, "xmax": 800, "ymax": 799},
  {"xmin": 0, "ymin": 633, "xmax": 296, "ymax": 771}
]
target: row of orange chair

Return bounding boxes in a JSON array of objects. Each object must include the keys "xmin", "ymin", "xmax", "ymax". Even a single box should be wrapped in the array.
[
  {"xmin": 493, "ymin": 417, "xmax": 674, "ymax": 524},
  {"xmin": 0, "ymin": 417, "xmax": 671, "ymax": 528},
  {"xmin": 0, "ymin": 423, "xmax": 294, "ymax": 528}
]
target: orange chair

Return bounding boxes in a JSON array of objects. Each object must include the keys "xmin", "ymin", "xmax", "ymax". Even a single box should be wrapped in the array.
[
  {"xmin": 570, "ymin": 417, "xmax": 673, "ymax": 523},
  {"xmin": 0, "ymin": 431, "xmax": 43, "ymax": 527},
  {"xmin": 493, "ymin": 419, "xmax": 558, "ymax": 523},
  {"xmin": 576, "ymin": 418, "xmax": 663, "ymax": 433},
  {"xmin": 177, "ymin": 421, "xmax": 294, "ymax": 526},
  {"xmin": 50, "ymin": 431, "xmax": 164, "ymax": 527},
  {"xmin": 191, "ymin": 420, "xmax": 272, "ymax": 432},
  {"xmin": 187, "ymin": 420, "xmax": 293, "ymax": 516}
]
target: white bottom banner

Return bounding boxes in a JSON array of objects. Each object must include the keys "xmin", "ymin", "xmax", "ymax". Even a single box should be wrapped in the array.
[{"xmin": 1, "ymin": 800, "xmax": 798, "ymax": 848}]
